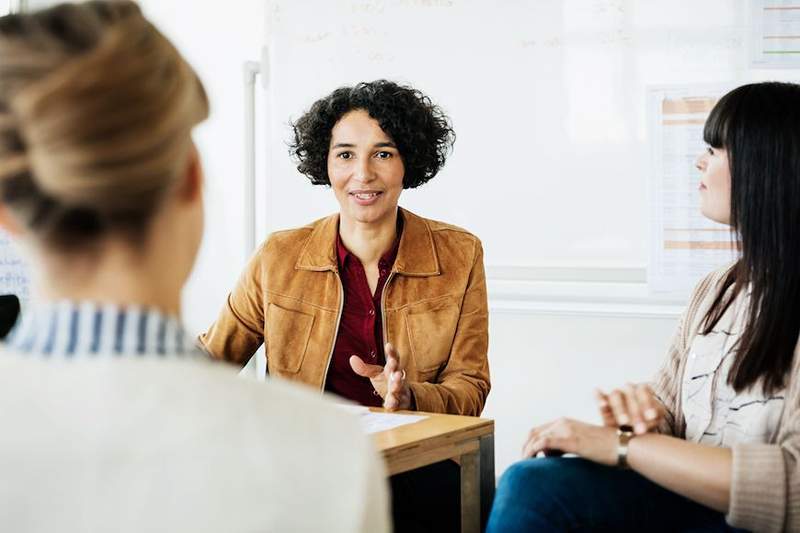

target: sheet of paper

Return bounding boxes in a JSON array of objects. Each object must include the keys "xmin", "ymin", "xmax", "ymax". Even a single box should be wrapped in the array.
[
  {"xmin": 334, "ymin": 403, "xmax": 428, "ymax": 434},
  {"xmin": 750, "ymin": 0, "xmax": 800, "ymax": 68},
  {"xmin": 358, "ymin": 412, "xmax": 428, "ymax": 434},
  {"xmin": 648, "ymin": 85, "xmax": 738, "ymax": 296}
]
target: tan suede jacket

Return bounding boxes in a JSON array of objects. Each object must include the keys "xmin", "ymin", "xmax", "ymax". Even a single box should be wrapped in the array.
[{"xmin": 200, "ymin": 208, "xmax": 490, "ymax": 416}]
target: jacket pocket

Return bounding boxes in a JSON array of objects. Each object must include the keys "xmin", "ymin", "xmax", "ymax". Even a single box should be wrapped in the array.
[
  {"xmin": 265, "ymin": 303, "xmax": 314, "ymax": 373},
  {"xmin": 405, "ymin": 304, "xmax": 459, "ymax": 379}
]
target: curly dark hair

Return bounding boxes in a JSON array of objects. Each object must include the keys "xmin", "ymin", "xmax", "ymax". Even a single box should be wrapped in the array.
[{"xmin": 290, "ymin": 80, "xmax": 455, "ymax": 189}]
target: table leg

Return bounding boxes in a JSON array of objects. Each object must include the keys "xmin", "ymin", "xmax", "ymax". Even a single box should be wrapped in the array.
[
  {"xmin": 479, "ymin": 434, "xmax": 495, "ymax": 531},
  {"xmin": 459, "ymin": 449, "xmax": 480, "ymax": 533}
]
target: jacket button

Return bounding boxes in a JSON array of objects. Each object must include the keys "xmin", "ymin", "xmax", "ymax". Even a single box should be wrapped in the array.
[{"xmin": 369, "ymin": 309, "xmax": 375, "ymax": 316}]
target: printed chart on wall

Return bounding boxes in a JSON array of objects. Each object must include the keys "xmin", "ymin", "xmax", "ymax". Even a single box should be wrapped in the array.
[
  {"xmin": 0, "ymin": 230, "xmax": 29, "ymax": 301},
  {"xmin": 649, "ymin": 85, "xmax": 737, "ymax": 296},
  {"xmin": 750, "ymin": 0, "xmax": 800, "ymax": 68}
]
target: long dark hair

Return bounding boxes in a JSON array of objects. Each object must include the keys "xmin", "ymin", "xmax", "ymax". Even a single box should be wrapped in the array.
[{"xmin": 700, "ymin": 82, "xmax": 800, "ymax": 395}]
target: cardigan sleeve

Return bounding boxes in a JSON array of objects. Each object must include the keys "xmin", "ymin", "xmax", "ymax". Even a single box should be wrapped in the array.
[
  {"xmin": 650, "ymin": 267, "xmax": 729, "ymax": 437},
  {"xmin": 650, "ymin": 307, "xmax": 688, "ymax": 437},
  {"xmin": 727, "ymin": 393, "xmax": 800, "ymax": 532}
]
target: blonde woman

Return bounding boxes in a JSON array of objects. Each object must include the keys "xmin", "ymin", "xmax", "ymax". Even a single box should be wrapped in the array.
[{"xmin": 0, "ymin": 3, "xmax": 388, "ymax": 532}]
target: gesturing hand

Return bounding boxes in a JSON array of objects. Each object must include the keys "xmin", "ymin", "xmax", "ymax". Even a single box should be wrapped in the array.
[
  {"xmin": 349, "ymin": 342, "xmax": 412, "ymax": 411},
  {"xmin": 595, "ymin": 383, "xmax": 665, "ymax": 435}
]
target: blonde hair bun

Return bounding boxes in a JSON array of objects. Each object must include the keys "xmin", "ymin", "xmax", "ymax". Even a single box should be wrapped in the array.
[{"xmin": 0, "ymin": 1, "xmax": 208, "ymax": 246}]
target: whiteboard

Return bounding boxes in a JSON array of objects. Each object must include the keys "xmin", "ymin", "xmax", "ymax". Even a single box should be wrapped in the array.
[{"xmin": 256, "ymin": 0, "xmax": 780, "ymax": 278}]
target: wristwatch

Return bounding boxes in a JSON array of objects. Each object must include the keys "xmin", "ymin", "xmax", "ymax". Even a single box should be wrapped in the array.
[{"xmin": 616, "ymin": 425, "xmax": 635, "ymax": 469}]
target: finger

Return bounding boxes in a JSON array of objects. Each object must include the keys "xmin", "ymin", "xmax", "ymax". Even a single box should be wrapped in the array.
[
  {"xmin": 384, "ymin": 393, "xmax": 398, "ymax": 411},
  {"xmin": 622, "ymin": 383, "xmax": 645, "ymax": 432},
  {"xmin": 636, "ymin": 384, "xmax": 662, "ymax": 424},
  {"xmin": 349, "ymin": 355, "xmax": 384, "ymax": 378},
  {"xmin": 521, "ymin": 421, "xmax": 553, "ymax": 457},
  {"xmin": 524, "ymin": 435, "xmax": 559, "ymax": 459},
  {"xmin": 634, "ymin": 385, "xmax": 666, "ymax": 434},
  {"xmin": 522, "ymin": 437, "xmax": 542, "ymax": 459},
  {"xmin": 387, "ymin": 370, "xmax": 404, "ymax": 395},
  {"xmin": 383, "ymin": 383, "xmax": 400, "ymax": 410},
  {"xmin": 384, "ymin": 342, "xmax": 403, "ymax": 371},
  {"xmin": 384, "ymin": 354, "xmax": 398, "ymax": 377},
  {"xmin": 384, "ymin": 342, "xmax": 398, "ymax": 361},
  {"xmin": 595, "ymin": 389, "xmax": 617, "ymax": 427},
  {"xmin": 607, "ymin": 389, "xmax": 631, "ymax": 427}
]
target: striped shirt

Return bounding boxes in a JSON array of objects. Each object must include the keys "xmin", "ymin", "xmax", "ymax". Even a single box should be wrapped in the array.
[
  {"xmin": 682, "ymin": 289, "xmax": 785, "ymax": 446},
  {"xmin": 2, "ymin": 300, "xmax": 204, "ymax": 359}
]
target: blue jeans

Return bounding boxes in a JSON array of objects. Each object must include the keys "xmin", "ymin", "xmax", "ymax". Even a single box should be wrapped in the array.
[{"xmin": 486, "ymin": 457, "xmax": 749, "ymax": 533}]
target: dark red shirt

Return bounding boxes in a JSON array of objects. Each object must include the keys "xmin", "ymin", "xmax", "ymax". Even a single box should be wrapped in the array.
[{"xmin": 324, "ymin": 224, "xmax": 402, "ymax": 406}]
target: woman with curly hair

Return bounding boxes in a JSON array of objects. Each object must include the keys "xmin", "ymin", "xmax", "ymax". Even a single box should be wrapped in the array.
[{"xmin": 202, "ymin": 80, "xmax": 489, "ymax": 532}]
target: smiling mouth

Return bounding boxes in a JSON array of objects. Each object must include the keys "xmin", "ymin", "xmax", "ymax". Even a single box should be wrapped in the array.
[{"xmin": 350, "ymin": 191, "xmax": 382, "ymax": 200}]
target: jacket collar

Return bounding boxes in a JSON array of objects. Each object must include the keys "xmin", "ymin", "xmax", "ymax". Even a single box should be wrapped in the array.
[{"xmin": 295, "ymin": 207, "xmax": 440, "ymax": 277}]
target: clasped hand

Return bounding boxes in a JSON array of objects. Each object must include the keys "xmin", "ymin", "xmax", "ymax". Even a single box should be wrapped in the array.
[
  {"xmin": 349, "ymin": 342, "xmax": 411, "ymax": 410},
  {"xmin": 521, "ymin": 383, "xmax": 666, "ymax": 466}
]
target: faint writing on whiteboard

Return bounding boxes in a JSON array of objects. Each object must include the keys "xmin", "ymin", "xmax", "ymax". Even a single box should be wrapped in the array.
[
  {"xmin": 649, "ymin": 85, "xmax": 737, "ymax": 296},
  {"xmin": 750, "ymin": 0, "xmax": 800, "ymax": 68},
  {"xmin": 0, "ymin": 230, "xmax": 29, "ymax": 299}
]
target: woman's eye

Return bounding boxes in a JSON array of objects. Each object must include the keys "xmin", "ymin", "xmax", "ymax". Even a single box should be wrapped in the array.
[
  {"xmin": 707, "ymin": 146, "xmax": 714, "ymax": 155},
  {"xmin": 376, "ymin": 151, "xmax": 392, "ymax": 159},
  {"xmin": 337, "ymin": 152, "xmax": 352, "ymax": 160}
]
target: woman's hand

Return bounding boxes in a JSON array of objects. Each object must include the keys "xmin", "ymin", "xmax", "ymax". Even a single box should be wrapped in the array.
[
  {"xmin": 595, "ymin": 383, "xmax": 665, "ymax": 435},
  {"xmin": 349, "ymin": 342, "xmax": 412, "ymax": 411},
  {"xmin": 522, "ymin": 418, "xmax": 618, "ymax": 466}
]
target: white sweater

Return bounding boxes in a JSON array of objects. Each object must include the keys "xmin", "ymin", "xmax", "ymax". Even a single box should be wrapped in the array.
[{"xmin": 0, "ymin": 354, "xmax": 390, "ymax": 532}]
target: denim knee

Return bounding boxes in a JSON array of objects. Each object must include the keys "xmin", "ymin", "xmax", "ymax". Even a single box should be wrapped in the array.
[
  {"xmin": 487, "ymin": 457, "xmax": 592, "ymax": 532},
  {"xmin": 497, "ymin": 457, "xmax": 573, "ymax": 503}
]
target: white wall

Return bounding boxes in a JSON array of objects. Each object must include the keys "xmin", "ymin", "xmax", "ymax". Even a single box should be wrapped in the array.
[
  {"xmin": 484, "ymin": 307, "xmax": 677, "ymax": 474},
  {"xmin": 136, "ymin": 0, "xmax": 265, "ymax": 337},
  {"xmin": 137, "ymin": 0, "xmax": 683, "ymax": 479}
]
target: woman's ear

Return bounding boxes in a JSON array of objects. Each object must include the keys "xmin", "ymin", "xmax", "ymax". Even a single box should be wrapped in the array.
[
  {"xmin": 178, "ymin": 143, "xmax": 203, "ymax": 204},
  {"xmin": 0, "ymin": 204, "xmax": 23, "ymax": 237}
]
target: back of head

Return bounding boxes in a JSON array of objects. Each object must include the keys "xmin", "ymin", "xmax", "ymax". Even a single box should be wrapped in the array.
[{"xmin": 0, "ymin": 1, "xmax": 209, "ymax": 252}]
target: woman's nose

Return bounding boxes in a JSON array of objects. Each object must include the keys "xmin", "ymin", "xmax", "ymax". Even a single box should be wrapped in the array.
[
  {"xmin": 694, "ymin": 154, "xmax": 705, "ymax": 171},
  {"xmin": 354, "ymin": 158, "xmax": 375, "ymax": 182}
]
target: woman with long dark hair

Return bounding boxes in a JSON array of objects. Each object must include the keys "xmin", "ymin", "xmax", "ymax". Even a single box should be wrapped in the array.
[{"xmin": 486, "ymin": 82, "xmax": 800, "ymax": 532}]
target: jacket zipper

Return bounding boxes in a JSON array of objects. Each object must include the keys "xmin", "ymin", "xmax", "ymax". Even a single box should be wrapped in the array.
[
  {"xmin": 380, "ymin": 271, "xmax": 396, "ymax": 352},
  {"xmin": 320, "ymin": 269, "xmax": 344, "ymax": 392}
]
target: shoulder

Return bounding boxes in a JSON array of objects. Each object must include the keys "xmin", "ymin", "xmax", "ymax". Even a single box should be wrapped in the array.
[
  {"xmin": 405, "ymin": 209, "xmax": 482, "ymax": 250},
  {"xmin": 687, "ymin": 262, "xmax": 736, "ymax": 313},
  {"xmin": 423, "ymin": 215, "xmax": 479, "ymax": 240},
  {"xmin": 260, "ymin": 214, "xmax": 332, "ymax": 252},
  {"xmin": 249, "ymin": 213, "xmax": 338, "ymax": 269},
  {"xmin": 678, "ymin": 262, "xmax": 737, "ymax": 345}
]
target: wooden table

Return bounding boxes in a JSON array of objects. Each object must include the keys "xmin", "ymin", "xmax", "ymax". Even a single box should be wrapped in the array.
[{"xmin": 371, "ymin": 409, "xmax": 495, "ymax": 533}]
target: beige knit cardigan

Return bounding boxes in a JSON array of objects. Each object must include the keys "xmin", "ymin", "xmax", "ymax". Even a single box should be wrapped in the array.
[{"xmin": 652, "ymin": 265, "xmax": 800, "ymax": 533}]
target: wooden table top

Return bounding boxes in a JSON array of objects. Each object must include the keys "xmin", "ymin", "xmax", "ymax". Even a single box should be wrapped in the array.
[{"xmin": 371, "ymin": 408, "xmax": 493, "ymax": 456}]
